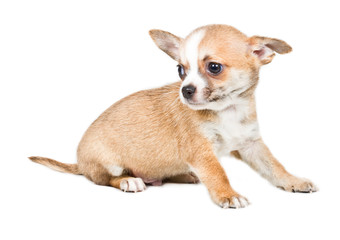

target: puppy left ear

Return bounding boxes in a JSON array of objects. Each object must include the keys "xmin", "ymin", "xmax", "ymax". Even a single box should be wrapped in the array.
[
  {"xmin": 149, "ymin": 29, "xmax": 183, "ymax": 62},
  {"xmin": 248, "ymin": 36, "xmax": 292, "ymax": 65}
]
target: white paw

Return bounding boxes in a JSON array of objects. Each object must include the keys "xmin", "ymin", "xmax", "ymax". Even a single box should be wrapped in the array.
[
  {"xmin": 220, "ymin": 196, "xmax": 250, "ymax": 209},
  {"xmin": 120, "ymin": 178, "xmax": 146, "ymax": 193}
]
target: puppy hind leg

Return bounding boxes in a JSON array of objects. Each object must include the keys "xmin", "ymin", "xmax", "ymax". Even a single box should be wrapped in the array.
[
  {"xmin": 104, "ymin": 165, "xmax": 146, "ymax": 192},
  {"xmin": 105, "ymin": 165, "xmax": 145, "ymax": 192},
  {"xmin": 109, "ymin": 176, "xmax": 146, "ymax": 193}
]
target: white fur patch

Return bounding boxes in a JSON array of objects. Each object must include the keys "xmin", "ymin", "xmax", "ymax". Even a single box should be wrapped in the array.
[
  {"xmin": 182, "ymin": 29, "xmax": 206, "ymax": 73},
  {"xmin": 180, "ymin": 29, "xmax": 207, "ymax": 106},
  {"xmin": 107, "ymin": 165, "xmax": 124, "ymax": 176},
  {"xmin": 201, "ymin": 96, "xmax": 260, "ymax": 156}
]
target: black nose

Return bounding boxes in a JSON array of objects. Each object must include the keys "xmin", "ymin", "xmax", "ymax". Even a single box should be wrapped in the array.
[{"xmin": 182, "ymin": 85, "xmax": 196, "ymax": 100}]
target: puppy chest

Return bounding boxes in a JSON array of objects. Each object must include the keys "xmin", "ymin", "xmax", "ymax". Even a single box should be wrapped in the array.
[{"xmin": 201, "ymin": 109, "xmax": 260, "ymax": 156}]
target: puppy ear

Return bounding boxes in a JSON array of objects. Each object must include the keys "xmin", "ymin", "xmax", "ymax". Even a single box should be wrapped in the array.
[
  {"xmin": 149, "ymin": 29, "xmax": 183, "ymax": 61},
  {"xmin": 248, "ymin": 36, "xmax": 292, "ymax": 65}
]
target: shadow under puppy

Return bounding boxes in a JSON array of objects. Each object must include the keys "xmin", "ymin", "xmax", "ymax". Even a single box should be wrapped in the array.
[{"xmin": 30, "ymin": 24, "xmax": 318, "ymax": 209}]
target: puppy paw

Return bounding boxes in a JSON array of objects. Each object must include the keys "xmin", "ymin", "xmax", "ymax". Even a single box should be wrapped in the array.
[
  {"xmin": 217, "ymin": 194, "xmax": 250, "ymax": 209},
  {"xmin": 120, "ymin": 178, "xmax": 146, "ymax": 193},
  {"xmin": 279, "ymin": 177, "xmax": 318, "ymax": 193}
]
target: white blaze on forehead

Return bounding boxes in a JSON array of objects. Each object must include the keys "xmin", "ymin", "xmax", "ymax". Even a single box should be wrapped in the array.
[
  {"xmin": 182, "ymin": 29, "xmax": 206, "ymax": 72},
  {"xmin": 180, "ymin": 29, "xmax": 207, "ymax": 106}
]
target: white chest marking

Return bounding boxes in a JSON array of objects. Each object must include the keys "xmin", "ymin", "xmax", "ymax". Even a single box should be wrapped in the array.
[{"xmin": 201, "ymin": 98, "xmax": 260, "ymax": 156}]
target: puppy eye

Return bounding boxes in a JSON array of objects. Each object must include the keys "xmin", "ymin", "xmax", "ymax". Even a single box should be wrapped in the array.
[
  {"xmin": 207, "ymin": 62, "xmax": 223, "ymax": 75},
  {"xmin": 177, "ymin": 64, "xmax": 186, "ymax": 80}
]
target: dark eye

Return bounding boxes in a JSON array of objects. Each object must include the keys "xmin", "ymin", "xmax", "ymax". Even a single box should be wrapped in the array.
[
  {"xmin": 207, "ymin": 62, "xmax": 223, "ymax": 75},
  {"xmin": 177, "ymin": 64, "xmax": 186, "ymax": 80}
]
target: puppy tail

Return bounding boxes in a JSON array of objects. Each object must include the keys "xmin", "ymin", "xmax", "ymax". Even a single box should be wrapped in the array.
[{"xmin": 28, "ymin": 156, "xmax": 82, "ymax": 175}]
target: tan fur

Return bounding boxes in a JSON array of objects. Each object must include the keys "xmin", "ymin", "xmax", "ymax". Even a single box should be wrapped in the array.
[
  {"xmin": 30, "ymin": 24, "xmax": 317, "ymax": 208},
  {"xmin": 198, "ymin": 25, "xmax": 251, "ymax": 70},
  {"xmin": 76, "ymin": 82, "xmax": 216, "ymax": 184}
]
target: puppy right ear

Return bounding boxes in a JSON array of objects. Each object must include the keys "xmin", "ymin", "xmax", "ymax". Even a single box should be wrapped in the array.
[
  {"xmin": 248, "ymin": 36, "xmax": 292, "ymax": 65},
  {"xmin": 149, "ymin": 29, "xmax": 183, "ymax": 61}
]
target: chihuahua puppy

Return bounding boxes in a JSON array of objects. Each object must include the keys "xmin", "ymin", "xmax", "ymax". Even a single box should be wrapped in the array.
[{"xmin": 30, "ymin": 24, "xmax": 317, "ymax": 208}]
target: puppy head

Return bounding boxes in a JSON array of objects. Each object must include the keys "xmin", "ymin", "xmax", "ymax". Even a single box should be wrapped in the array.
[{"xmin": 149, "ymin": 25, "xmax": 292, "ymax": 111}]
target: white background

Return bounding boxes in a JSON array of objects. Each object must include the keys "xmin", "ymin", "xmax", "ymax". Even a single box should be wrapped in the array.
[{"xmin": 1, "ymin": 0, "xmax": 339, "ymax": 239}]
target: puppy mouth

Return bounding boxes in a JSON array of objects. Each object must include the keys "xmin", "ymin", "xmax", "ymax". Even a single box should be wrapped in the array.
[
  {"xmin": 208, "ymin": 94, "xmax": 227, "ymax": 102},
  {"xmin": 207, "ymin": 86, "xmax": 250, "ymax": 102},
  {"xmin": 207, "ymin": 91, "xmax": 227, "ymax": 103},
  {"xmin": 186, "ymin": 100, "xmax": 206, "ymax": 106},
  {"xmin": 181, "ymin": 97, "xmax": 209, "ymax": 109},
  {"xmin": 181, "ymin": 85, "xmax": 252, "ymax": 109}
]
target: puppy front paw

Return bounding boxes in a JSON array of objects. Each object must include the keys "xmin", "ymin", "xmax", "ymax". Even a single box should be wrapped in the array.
[
  {"xmin": 278, "ymin": 177, "xmax": 318, "ymax": 193},
  {"xmin": 215, "ymin": 193, "xmax": 250, "ymax": 209}
]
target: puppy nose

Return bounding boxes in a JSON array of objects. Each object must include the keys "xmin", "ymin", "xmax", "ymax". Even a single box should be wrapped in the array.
[{"xmin": 182, "ymin": 85, "xmax": 196, "ymax": 99}]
